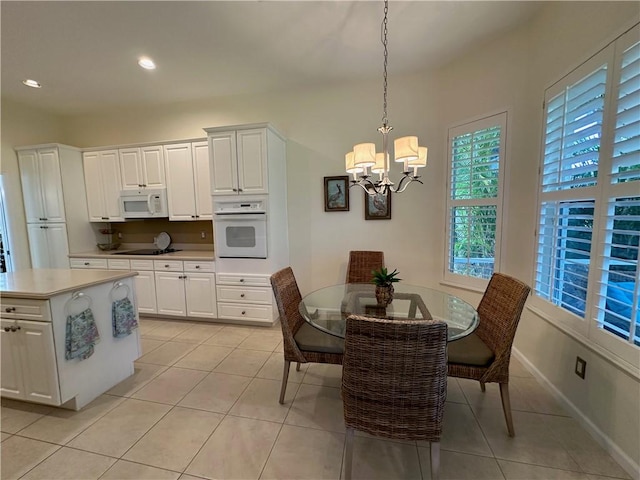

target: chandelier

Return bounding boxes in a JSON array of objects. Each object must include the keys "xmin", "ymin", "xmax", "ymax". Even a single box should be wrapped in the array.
[{"xmin": 345, "ymin": 0, "xmax": 427, "ymax": 195}]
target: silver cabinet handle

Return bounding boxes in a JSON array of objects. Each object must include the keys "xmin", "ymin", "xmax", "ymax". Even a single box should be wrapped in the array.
[
  {"xmin": 238, "ymin": 188, "xmax": 243, "ymax": 192},
  {"xmin": 5, "ymin": 307, "xmax": 16, "ymax": 313},
  {"xmin": 195, "ymin": 265, "xmax": 200, "ymax": 269},
  {"xmin": 241, "ymin": 311, "xmax": 246, "ymax": 315},
  {"xmin": 165, "ymin": 264, "xmax": 170, "ymax": 268},
  {"xmin": 239, "ymin": 278, "xmax": 245, "ymax": 283},
  {"xmin": 84, "ymin": 262, "xmax": 90, "ymax": 265},
  {"xmin": 240, "ymin": 293, "xmax": 245, "ymax": 298}
]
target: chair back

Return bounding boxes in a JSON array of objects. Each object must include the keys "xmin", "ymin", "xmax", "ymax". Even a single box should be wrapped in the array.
[
  {"xmin": 475, "ymin": 273, "xmax": 531, "ymax": 359},
  {"xmin": 346, "ymin": 250, "xmax": 384, "ymax": 284},
  {"xmin": 342, "ymin": 315, "xmax": 448, "ymax": 442},
  {"xmin": 271, "ymin": 267, "xmax": 306, "ymax": 360}
]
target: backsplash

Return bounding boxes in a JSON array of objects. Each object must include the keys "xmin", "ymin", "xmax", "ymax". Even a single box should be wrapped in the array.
[{"xmin": 94, "ymin": 219, "xmax": 213, "ymax": 246}]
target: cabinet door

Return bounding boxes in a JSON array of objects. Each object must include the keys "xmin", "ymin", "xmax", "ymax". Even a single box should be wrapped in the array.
[
  {"xmin": 154, "ymin": 272, "xmax": 186, "ymax": 316},
  {"xmin": 209, "ymin": 132, "xmax": 238, "ymax": 195},
  {"xmin": 192, "ymin": 141, "xmax": 212, "ymax": 219},
  {"xmin": 27, "ymin": 224, "xmax": 49, "ymax": 269},
  {"xmin": 185, "ymin": 273, "xmax": 217, "ymax": 318},
  {"xmin": 45, "ymin": 224, "xmax": 70, "ymax": 269},
  {"xmin": 140, "ymin": 146, "xmax": 166, "ymax": 188},
  {"xmin": 119, "ymin": 148, "xmax": 144, "ymax": 190},
  {"xmin": 101, "ymin": 150, "xmax": 124, "ymax": 221},
  {"xmin": 83, "ymin": 152, "xmax": 108, "ymax": 222},
  {"xmin": 164, "ymin": 143, "xmax": 197, "ymax": 221},
  {"xmin": 38, "ymin": 149, "xmax": 66, "ymax": 222},
  {"xmin": 135, "ymin": 271, "xmax": 157, "ymax": 315},
  {"xmin": 18, "ymin": 150, "xmax": 46, "ymax": 223},
  {"xmin": 1, "ymin": 321, "xmax": 26, "ymax": 400},
  {"xmin": 19, "ymin": 320, "xmax": 61, "ymax": 405},
  {"xmin": 237, "ymin": 129, "xmax": 268, "ymax": 195}
]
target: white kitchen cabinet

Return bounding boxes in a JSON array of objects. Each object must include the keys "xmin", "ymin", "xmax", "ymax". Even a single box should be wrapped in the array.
[
  {"xmin": 27, "ymin": 223, "xmax": 70, "ymax": 269},
  {"xmin": 215, "ymin": 273, "xmax": 274, "ymax": 325},
  {"xmin": 18, "ymin": 148, "xmax": 66, "ymax": 224},
  {"xmin": 1, "ymin": 319, "xmax": 61, "ymax": 406},
  {"xmin": 154, "ymin": 260, "xmax": 217, "ymax": 318},
  {"xmin": 155, "ymin": 271, "xmax": 187, "ymax": 316},
  {"xmin": 119, "ymin": 146, "xmax": 166, "ymax": 190},
  {"xmin": 69, "ymin": 257, "xmax": 108, "ymax": 269},
  {"xmin": 134, "ymin": 270, "xmax": 157, "ymax": 315},
  {"xmin": 208, "ymin": 129, "xmax": 268, "ymax": 196},
  {"xmin": 164, "ymin": 141, "xmax": 212, "ymax": 221},
  {"xmin": 83, "ymin": 150, "xmax": 124, "ymax": 222}
]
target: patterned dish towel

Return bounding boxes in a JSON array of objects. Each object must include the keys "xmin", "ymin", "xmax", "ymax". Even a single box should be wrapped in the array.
[
  {"xmin": 112, "ymin": 297, "xmax": 138, "ymax": 338},
  {"xmin": 65, "ymin": 308, "xmax": 100, "ymax": 361}
]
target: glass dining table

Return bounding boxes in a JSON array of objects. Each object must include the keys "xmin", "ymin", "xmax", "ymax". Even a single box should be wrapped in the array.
[{"xmin": 298, "ymin": 283, "xmax": 479, "ymax": 341}]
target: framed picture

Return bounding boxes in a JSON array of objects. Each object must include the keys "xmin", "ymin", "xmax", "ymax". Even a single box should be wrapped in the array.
[
  {"xmin": 364, "ymin": 190, "xmax": 392, "ymax": 220},
  {"xmin": 324, "ymin": 176, "xmax": 350, "ymax": 212}
]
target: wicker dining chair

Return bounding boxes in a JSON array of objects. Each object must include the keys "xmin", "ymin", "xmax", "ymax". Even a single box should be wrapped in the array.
[
  {"xmin": 342, "ymin": 315, "xmax": 448, "ymax": 480},
  {"xmin": 345, "ymin": 250, "xmax": 385, "ymax": 284},
  {"xmin": 447, "ymin": 272, "xmax": 531, "ymax": 437},
  {"xmin": 270, "ymin": 267, "xmax": 344, "ymax": 404}
]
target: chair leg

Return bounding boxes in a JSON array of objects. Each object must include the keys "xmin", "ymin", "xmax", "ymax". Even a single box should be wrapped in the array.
[
  {"xmin": 480, "ymin": 381, "xmax": 486, "ymax": 392},
  {"xmin": 499, "ymin": 382, "xmax": 515, "ymax": 437},
  {"xmin": 345, "ymin": 427, "xmax": 355, "ymax": 480},
  {"xmin": 279, "ymin": 360, "xmax": 291, "ymax": 404},
  {"xmin": 296, "ymin": 362, "xmax": 301, "ymax": 372},
  {"xmin": 430, "ymin": 441, "xmax": 440, "ymax": 480}
]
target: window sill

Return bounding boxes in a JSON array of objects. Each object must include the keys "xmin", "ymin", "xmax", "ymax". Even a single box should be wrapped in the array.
[
  {"xmin": 439, "ymin": 280, "xmax": 486, "ymax": 294},
  {"xmin": 526, "ymin": 304, "xmax": 639, "ymax": 380}
]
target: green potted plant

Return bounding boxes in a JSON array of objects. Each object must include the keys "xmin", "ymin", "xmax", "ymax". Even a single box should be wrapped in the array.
[{"xmin": 371, "ymin": 267, "xmax": 401, "ymax": 306}]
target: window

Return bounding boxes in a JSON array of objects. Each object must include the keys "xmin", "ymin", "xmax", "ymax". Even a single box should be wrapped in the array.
[
  {"xmin": 534, "ymin": 25, "xmax": 639, "ymax": 365},
  {"xmin": 445, "ymin": 112, "xmax": 506, "ymax": 287}
]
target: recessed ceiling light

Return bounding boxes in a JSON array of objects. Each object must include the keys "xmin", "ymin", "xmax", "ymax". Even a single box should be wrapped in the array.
[
  {"xmin": 22, "ymin": 79, "xmax": 42, "ymax": 88},
  {"xmin": 138, "ymin": 57, "xmax": 156, "ymax": 70}
]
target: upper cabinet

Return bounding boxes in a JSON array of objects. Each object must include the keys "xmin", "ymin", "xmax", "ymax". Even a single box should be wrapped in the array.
[
  {"xmin": 119, "ymin": 146, "xmax": 166, "ymax": 190},
  {"xmin": 164, "ymin": 141, "xmax": 212, "ymax": 221},
  {"xmin": 208, "ymin": 128, "xmax": 269, "ymax": 195},
  {"xmin": 18, "ymin": 148, "xmax": 66, "ymax": 223},
  {"xmin": 83, "ymin": 150, "xmax": 124, "ymax": 222}
]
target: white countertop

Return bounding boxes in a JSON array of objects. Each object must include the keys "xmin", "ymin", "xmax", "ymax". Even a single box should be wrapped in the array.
[
  {"xmin": 0, "ymin": 269, "xmax": 138, "ymax": 299},
  {"xmin": 69, "ymin": 250, "xmax": 215, "ymax": 261}
]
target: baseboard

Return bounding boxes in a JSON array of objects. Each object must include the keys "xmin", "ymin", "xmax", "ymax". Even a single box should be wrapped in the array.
[{"xmin": 512, "ymin": 348, "xmax": 640, "ymax": 480}]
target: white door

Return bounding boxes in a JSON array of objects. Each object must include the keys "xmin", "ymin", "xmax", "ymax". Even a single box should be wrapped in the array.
[
  {"xmin": 27, "ymin": 224, "xmax": 49, "ymax": 269},
  {"xmin": 164, "ymin": 143, "xmax": 197, "ymax": 221},
  {"xmin": 101, "ymin": 150, "xmax": 124, "ymax": 221},
  {"xmin": 134, "ymin": 271, "xmax": 157, "ymax": 314},
  {"xmin": 119, "ymin": 148, "xmax": 144, "ymax": 190},
  {"xmin": 209, "ymin": 132, "xmax": 238, "ymax": 195},
  {"xmin": 237, "ymin": 129, "xmax": 268, "ymax": 195},
  {"xmin": 45, "ymin": 224, "xmax": 70, "ymax": 269},
  {"xmin": 140, "ymin": 146, "xmax": 166, "ymax": 188},
  {"xmin": 38, "ymin": 149, "xmax": 66, "ymax": 222},
  {"xmin": 185, "ymin": 273, "xmax": 217, "ymax": 318},
  {"xmin": 192, "ymin": 141, "xmax": 212, "ymax": 219},
  {"xmin": 0, "ymin": 321, "xmax": 25, "ymax": 400},
  {"xmin": 18, "ymin": 150, "xmax": 45, "ymax": 223},
  {"xmin": 154, "ymin": 272, "xmax": 186, "ymax": 316},
  {"xmin": 83, "ymin": 152, "xmax": 108, "ymax": 222},
  {"xmin": 19, "ymin": 320, "xmax": 60, "ymax": 405}
]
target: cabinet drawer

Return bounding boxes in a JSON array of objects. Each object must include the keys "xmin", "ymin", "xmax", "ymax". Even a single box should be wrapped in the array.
[
  {"xmin": 153, "ymin": 260, "xmax": 184, "ymax": 271},
  {"xmin": 1, "ymin": 298, "xmax": 51, "ymax": 322},
  {"xmin": 184, "ymin": 261, "xmax": 215, "ymax": 273},
  {"xmin": 217, "ymin": 303, "xmax": 273, "ymax": 322},
  {"xmin": 130, "ymin": 259, "xmax": 154, "ymax": 271},
  {"xmin": 216, "ymin": 285, "xmax": 272, "ymax": 305},
  {"xmin": 70, "ymin": 258, "xmax": 108, "ymax": 269},
  {"xmin": 107, "ymin": 259, "xmax": 130, "ymax": 270},
  {"xmin": 216, "ymin": 273, "xmax": 270, "ymax": 287}
]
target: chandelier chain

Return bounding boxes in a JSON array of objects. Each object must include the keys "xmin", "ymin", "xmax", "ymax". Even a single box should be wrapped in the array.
[{"xmin": 381, "ymin": 0, "xmax": 389, "ymax": 127}]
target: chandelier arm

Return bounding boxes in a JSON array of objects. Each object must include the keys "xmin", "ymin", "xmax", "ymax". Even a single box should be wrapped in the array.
[
  {"xmin": 394, "ymin": 175, "xmax": 424, "ymax": 194},
  {"xmin": 350, "ymin": 178, "xmax": 381, "ymax": 196}
]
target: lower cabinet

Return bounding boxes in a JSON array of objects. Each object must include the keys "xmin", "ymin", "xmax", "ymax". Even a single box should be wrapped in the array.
[
  {"xmin": 155, "ymin": 260, "xmax": 217, "ymax": 319},
  {"xmin": 1, "ymin": 318, "xmax": 61, "ymax": 405},
  {"xmin": 216, "ymin": 273, "xmax": 275, "ymax": 325}
]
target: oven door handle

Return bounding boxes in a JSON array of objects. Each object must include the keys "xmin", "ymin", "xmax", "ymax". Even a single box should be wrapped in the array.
[{"xmin": 214, "ymin": 214, "xmax": 266, "ymax": 221}]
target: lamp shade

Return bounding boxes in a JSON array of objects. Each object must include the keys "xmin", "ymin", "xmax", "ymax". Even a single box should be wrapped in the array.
[
  {"xmin": 372, "ymin": 152, "xmax": 386, "ymax": 174},
  {"xmin": 345, "ymin": 151, "xmax": 363, "ymax": 174},
  {"xmin": 394, "ymin": 136, "xmax": 419, "ymax": 162},
  {"xmin": 354, "ymin": 143, "xmax": 376, "ymax": 168},
  {"xmin": 409, "ymin": 146, "xmax": 427, "ymax": 167}
]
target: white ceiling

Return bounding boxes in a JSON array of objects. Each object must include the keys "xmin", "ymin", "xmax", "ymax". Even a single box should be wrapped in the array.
[{"xmin": 1, "ymin": 1, "xmax": 542, "ymax": 115}]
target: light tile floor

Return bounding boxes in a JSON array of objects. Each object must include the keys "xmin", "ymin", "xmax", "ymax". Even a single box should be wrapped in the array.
[{"xmin": 1, "ymin": 317, "xmax": 632, "ymax": 480}]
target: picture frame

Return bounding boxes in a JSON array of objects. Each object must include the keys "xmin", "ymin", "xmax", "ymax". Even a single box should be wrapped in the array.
[
  {"xmin": 324, "ymin": 176, "xmax": 350, "ymax": 212},
  {"xmin": 364, "ymin": 189, "xmax": 392, "ymax": 220}
]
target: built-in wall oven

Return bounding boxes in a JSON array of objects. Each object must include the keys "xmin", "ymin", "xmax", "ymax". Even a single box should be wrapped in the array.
[{"xmin": 214, "ymin": 198, "xmax": 267, "ymax": 258}]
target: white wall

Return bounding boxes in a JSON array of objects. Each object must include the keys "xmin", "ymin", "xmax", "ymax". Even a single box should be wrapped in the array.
[{"xmin": 0, "ymin": 98, "xmax": 67, "ymax": 269}]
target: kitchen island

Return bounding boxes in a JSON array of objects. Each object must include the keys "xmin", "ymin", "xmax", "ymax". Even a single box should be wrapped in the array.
[{"xmin": 1, "ymin": 269, "xmax": 141, "ymax": 410}]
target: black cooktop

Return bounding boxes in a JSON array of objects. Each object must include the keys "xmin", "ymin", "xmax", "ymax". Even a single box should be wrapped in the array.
[{"xmin": 114, "ymin": 248, "xmax": 181, "ymax": 256}]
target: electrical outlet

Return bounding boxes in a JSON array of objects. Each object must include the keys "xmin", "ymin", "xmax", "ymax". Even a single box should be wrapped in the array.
[
  {"xmin": 575, "ymin": 356, "xmax": 586, "ymax": 379},
  {"xmin": 117, "ymin": 232, "xmax": 122, "ymax": 239},
  {"xmin": 201, "ymin": 231, "xmax": 206, "ymax": 239}
]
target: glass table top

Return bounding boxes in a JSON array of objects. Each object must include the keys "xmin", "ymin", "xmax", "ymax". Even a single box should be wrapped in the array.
[{"xmin": 299, "ymin": 283, "xmax": 479, "ymax": 341}]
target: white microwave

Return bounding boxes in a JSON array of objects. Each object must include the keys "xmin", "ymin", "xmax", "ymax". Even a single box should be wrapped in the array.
[{"xmin": 120, "ymin": 188, "xmax": 169, "ymax": 219}]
